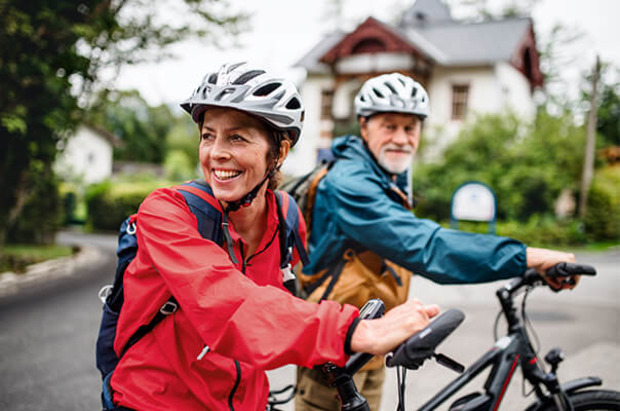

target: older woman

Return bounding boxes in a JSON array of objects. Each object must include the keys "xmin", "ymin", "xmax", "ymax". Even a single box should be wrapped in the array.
[{"xmin": 107, "ymin": 62, "xmax": 439, "ymax": 410}]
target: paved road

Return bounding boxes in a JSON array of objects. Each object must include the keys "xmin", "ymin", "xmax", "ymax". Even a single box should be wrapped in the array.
[
  {"xmin": 0, "ymin": 231, "xmax": 117, "ymax": 411},
  {"xmin": 0, "ymin": 231, "xmax": 618, "ymax": 410}
]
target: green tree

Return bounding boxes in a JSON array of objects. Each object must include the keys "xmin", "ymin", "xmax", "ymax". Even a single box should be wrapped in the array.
[
  {"xmin": 0, "ymin": 0, "xmax": 245, "ymax": 245},
  {"xmin": 88, "ymin": 90, "xmax": 175, "ymax": 163},
  {"xmin": 597, "ymin": 79, "xmax": 620, "ymax": 147},
  {"xmin": 581, "ymin": 63, "xmax": 620, "ymax": 147},
  {"xmin": 165, "ymin": 114, "xmax": 201, "ymax": 179},
  {"xmin": 415, "ymin": 111, "xmax": 586, "ymax": 222}
]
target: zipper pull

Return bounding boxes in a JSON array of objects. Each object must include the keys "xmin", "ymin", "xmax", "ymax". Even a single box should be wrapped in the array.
[{"xmin": 197, "ymin": 345, "xmax": 210, "ymax": 360}]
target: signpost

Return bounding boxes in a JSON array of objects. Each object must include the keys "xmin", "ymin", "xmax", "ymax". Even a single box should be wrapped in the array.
[{"xmin": 450, "ymin": 181, "xmax": 497, "ymax": 234}]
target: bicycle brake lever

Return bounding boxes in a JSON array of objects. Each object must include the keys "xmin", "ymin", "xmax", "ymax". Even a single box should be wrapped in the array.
[{"xmin": 433, "ymin": 352, "xmax": 465, "ymax": 373}]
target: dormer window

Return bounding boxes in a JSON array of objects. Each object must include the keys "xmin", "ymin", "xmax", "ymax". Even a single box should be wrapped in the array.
[{"xmin": 351, "ymin": 38, "xmax": 386, "ymax": 54}]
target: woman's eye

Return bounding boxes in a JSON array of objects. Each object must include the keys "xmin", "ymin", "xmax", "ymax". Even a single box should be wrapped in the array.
[
  {"xmin": 230, "ymin": 134, "xmax": 247, "ymax": 142},
  {"xmin": 201, "ymin": 133, "xmax": 213, "ymax": 141}
]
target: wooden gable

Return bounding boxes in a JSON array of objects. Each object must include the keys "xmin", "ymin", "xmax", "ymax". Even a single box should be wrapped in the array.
[
  {"xmin": 319, "ymin": 17, "xmax": 429, "ymax": 65},
  {"xmin": 511, "ymin": 22, "xmax": 544, "ymax": 89}
]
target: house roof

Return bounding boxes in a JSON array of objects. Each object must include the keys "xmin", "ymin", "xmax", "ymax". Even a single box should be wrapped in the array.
[
  {"xmin": 399, "ymin": 0, "xmax": 452, "ymax": 28},
  {"xmin": 404, "ymin": 17, "xmax": 533, "ymax": 66},
  {"xmin": 82, "ymin": 124, "xmax": 122, "ymax": 147},
  {"xmin": 296, "ymin": 0, "xmax": 535, "ymax": 72},
  {"xmin": 295, "ymin": 30, "xmax": 345, "ymax": 74}
]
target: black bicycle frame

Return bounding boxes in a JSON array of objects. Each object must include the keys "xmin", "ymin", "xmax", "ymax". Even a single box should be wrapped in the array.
[
  {"xmin": 418, "ymin": 332, "xmax": 524, "ymax": 410},
  {"xmin": 417, "ymin": 272, "xmax": 575, "ymax": 411}
]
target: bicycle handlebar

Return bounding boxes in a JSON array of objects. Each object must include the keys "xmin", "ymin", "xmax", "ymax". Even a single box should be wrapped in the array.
[
  {"xmin": 504, "ymin": 262, "xmax": 597, "ymax": 296},
  {"xmin": 546, "ymin": 262, "xmax": 596, "ymax": 278},
  {"xmin": 386, "ymin": 308, "xmax": 465, "ymax": 369}
]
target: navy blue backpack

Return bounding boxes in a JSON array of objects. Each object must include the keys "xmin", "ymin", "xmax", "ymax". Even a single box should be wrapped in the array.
[{"xmin": 95, "ymin": 180, "xmax": 309, "ymax": 385}]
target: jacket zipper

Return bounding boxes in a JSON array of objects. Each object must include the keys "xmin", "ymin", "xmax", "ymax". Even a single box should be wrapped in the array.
[
  {"xmin": 228, "ymin": 241, "xmax": 243, "ymax": 411},
  {"xmin": 228, "ymin": 359, "xmax": 241, "ymax": 410},
  {"xmin": 239, "ymin": 241, "xmax": 246, "ymax": 274}
]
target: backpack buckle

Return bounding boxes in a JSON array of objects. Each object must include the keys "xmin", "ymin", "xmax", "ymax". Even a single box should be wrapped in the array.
[
  {"xmin": 98, "ymin": 285, "xmax": 113, "ymax": 304},
  {"xmin": 126, "ymin": 221, "xmax": 137, "ymax": 235},
  {"xmin": 159, "ymin": 300, "xmax": 178, "ymax": 315}
]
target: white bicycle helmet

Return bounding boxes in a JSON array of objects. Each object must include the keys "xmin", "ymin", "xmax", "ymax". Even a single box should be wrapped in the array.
[
  {"xmin": 354, "ymin": 73, "xmax": 429, "ymax": 119},
  {"xmin": 181, "ymin": 62, "xmax": 304, "ymax": 146}
]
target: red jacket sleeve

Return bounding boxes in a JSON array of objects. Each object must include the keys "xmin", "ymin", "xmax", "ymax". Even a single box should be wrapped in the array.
[{"xmin": 135, "ymin": 187, "xmax": 358, "ymax": 369}]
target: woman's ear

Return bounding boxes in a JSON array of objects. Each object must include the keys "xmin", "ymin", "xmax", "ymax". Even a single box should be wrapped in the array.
[{"xmin": 277, "ymin": 138, "xmax": 291, "ymax": 168}]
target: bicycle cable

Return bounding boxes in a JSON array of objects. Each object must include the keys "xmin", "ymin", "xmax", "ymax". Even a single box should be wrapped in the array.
[
  {"xmin": 521, "ymin": 285, "xmax": 546, "ymax": 398},
  {"xmin": 396, "ymin": 365, "xmax": 407, "ymax": 411}
]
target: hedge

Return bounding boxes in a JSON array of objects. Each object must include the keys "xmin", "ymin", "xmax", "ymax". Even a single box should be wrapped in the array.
[{"xmin": 86, "ymin": 180, "xmax": 173, "ymax": 231}]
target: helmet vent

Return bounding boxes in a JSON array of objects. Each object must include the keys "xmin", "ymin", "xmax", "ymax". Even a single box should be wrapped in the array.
[
  {"xmin": 285, "ymin": 97, "xmax": 301, "ymax": 109},
  {"xmin": 372, "ymin": 88, "xmax": 384, "ymax": 98},
  {"xmin": 201, "ymin": 85, "xmax": 211, "ymax": 99},
  {"xmin": 215, "ymin": 87, "xmax": 235, "ymax": 101},
  {"xmin": 411, "ymin": 88, "xmax": 418, "ymax": 97},
  {"xmin": 385, "ymin": 82, "xmax": 398, "ymax": 94},
  {"xmin": 226, "ymin": 62, "xmax": 245, "ymax": 73},
  {"xmin": 254, "ymin": 82, "xmax": 281, "ymax": 96},
  {"xmin": 207, "ymin": 73, "xmax": 218, "ymax": 84},
  {"xmin": 233, "ymin": 70, "xmax": 265, "ymax": 85}
]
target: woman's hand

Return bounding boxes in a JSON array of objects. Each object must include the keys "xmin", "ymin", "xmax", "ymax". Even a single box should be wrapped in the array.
[
  {"xmin": 526, "ymin": 247, "xmax": 579, "ymax": 290},
  {"xmin": 350, "ymin": 298, "xmax": 440, "ymax": 356}
]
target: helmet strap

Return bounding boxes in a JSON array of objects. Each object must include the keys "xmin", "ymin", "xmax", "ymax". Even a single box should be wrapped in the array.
[{"xmin": 223, "ymin": 153, "xmax": 280, "ymax": 212}]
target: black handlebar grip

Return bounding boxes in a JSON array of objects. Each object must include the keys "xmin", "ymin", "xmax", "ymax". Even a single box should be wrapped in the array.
[
  {"xmin": 344, "ymin": 299, "xmax": 386, "ymax": 375},
  {"xmin": 386, "ymin": 308, "xmax": 465, "ymax": 368},
  {"xmin": 546, "ymin": 262, "xmax": 596, "ymax": 278}
]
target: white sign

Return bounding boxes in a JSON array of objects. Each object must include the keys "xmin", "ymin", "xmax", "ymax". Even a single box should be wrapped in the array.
[{"xmin": 451, "ymin": 182, "xmax": 496, "ymax": 222}]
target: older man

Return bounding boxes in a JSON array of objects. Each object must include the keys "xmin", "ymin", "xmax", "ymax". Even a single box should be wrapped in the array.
[{"xmin": 295, "ymin": 73, "xmax": 578, "ymax": 411}]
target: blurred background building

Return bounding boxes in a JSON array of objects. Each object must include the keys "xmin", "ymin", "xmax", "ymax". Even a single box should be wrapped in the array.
[{"xmin": 287, "ymin": 0, "xmax": 543, "ymax": 175}]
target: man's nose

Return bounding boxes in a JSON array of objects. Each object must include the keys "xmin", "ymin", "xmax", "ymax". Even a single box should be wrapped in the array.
[{"xmin": 392, "ymin": 128, "xmax": 409, "ymax": 145}]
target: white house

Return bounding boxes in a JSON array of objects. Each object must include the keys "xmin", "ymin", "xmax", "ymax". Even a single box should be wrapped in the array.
[
  {"xmin": 55, "ymin": 124, "xmax": 117, "ymax": 184},
  {"xmin": 284, "ymin": 0, "xmax": 543, "ymax": 175}
]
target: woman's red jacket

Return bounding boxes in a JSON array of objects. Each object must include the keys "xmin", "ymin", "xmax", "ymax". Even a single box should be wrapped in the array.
[{"xmin": 111, "ymin": 187, "xmax": 358, "ymax": 410}]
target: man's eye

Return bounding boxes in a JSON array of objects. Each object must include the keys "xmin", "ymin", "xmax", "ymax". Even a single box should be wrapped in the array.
[
  {"xmin": 231, "ymin": 134, "xmax": 246, "ymax": 142},
  {"xmin": 201, "ymin": 133, "xmax": 213, "ymax": 141}
]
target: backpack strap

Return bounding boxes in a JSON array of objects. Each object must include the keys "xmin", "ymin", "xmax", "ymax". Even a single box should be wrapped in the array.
[
  {"xmin": 119, "ymin": 298, "xmax": 178, "ymax": 359},
  {"xmin": 176, "ymin": 181, "xmax": 224, "ymax": 242},
  {"xmin": 304, "ymin": 163, "xmax": 331, "ymax": 239},
  {"xmin": 118, "ymin": 182, "xmax": 223, "ymax": 361},
  {"xmin": 275, "ymin": 190, "xmax": 310, "ymax": 267}
]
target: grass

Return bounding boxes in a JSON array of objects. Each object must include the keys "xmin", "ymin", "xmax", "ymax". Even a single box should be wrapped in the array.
[{"xmin": 0, "ymin": 244, "xmax": 76, "ymax": 274}]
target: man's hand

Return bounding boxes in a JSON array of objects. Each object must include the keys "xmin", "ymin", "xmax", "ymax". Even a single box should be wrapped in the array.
[
  {"xmin": 350, "ymin": 298, "xmax": 440, "ymax": 356},
  {"xmin": 526, "ymin": 247, "xmax": 579, "ymax": 291}
]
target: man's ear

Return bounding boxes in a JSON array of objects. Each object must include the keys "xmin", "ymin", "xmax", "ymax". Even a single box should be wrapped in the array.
[{"xmin": 359, "ymin": 117, "xmax": 369, "ymax": 142}]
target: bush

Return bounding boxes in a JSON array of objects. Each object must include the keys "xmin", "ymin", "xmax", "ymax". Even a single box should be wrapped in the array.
[
  {"xmin": 449, "ymin": 217, "xmax": 585, "ymax": 248},
  {"xmin": 7, "ymin": 173, "xmax": 62, "ymax": 245},
  {"xmin": 584, "ymin": 166, "xmax": 620, "ymax": 241},
  {"xmin": 86, "ymin": 180, "xmax": 172, "ymax": 231}
]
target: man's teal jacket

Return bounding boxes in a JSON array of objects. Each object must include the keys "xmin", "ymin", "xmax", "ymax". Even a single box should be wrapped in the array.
[{"xmin": 304, "ymin": 135, "xmax": 527, "ymax": 284}]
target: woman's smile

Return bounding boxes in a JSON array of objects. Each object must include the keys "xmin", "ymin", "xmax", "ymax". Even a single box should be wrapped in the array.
[{"xmin": 212, "ymin": 168, "xmax": 243, "ymax": 181}]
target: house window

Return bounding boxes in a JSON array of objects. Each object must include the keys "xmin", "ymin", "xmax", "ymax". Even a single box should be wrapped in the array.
[
  {"xmin": 351, "ymin": 38, "xmax": 386, "ymax": 54},
  {"xmin": 451, "ymin": 85, "xmax": 469, "ymax": 121},
  {"xmin": 321, "ymin": 89, "xmax": 334, "ymax": 120}
]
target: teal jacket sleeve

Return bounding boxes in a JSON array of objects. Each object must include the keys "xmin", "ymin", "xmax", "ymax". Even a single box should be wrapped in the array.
[{"xmin": 323, "ymin": 161, "xmax": 527, "ymax": 284}]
